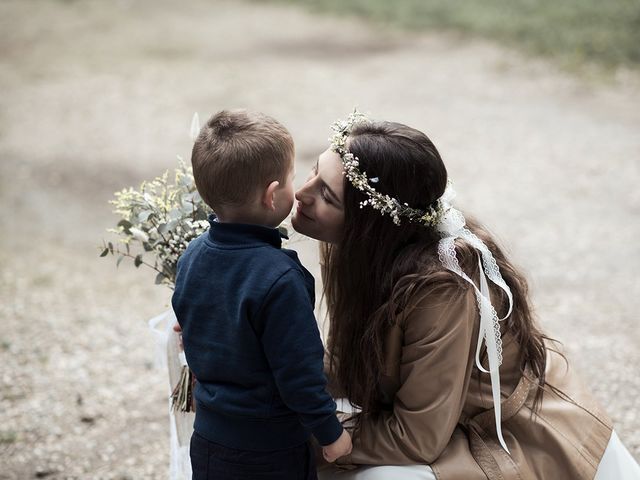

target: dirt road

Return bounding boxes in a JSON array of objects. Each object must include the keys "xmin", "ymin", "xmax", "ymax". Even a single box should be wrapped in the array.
[{"xmin": 1, "ymin": 0, "xmax": 638, "ymax": 478}]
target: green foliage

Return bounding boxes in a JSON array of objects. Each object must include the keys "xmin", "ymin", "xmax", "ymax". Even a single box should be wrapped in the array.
[
  {"xmin": 100, "ymin": 158, "xmax": 212, "ymax": 287},
  {"xmin": 0, "ymin": 430, "xmax": 17, "ymax": 445},
  {"xmin": 271, "ymin": 0, "xmax": 640, "ymax": 69}
]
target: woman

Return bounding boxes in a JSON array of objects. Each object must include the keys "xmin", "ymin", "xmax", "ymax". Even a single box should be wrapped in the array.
[{"xmin": 291, "ymin": 112, "xmax": 639, "ymax": 479}]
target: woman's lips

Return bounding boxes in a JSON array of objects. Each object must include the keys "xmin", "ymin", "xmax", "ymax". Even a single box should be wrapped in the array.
[{"xmin": 296, "ymin": 203, "xmax": 313, "ymax": 221}]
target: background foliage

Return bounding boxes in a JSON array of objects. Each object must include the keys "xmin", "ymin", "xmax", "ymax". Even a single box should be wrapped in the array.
[{"xmin": 272, "ymin": 0, "xmax": 640, "ymax": 69}]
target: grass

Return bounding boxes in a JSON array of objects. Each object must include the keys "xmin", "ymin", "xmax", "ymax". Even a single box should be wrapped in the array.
[
  {"xmin": 269, "ymin": 0, "xmax": 640, "ymax": 70},
  {"xmin": 0, "ymin": 430, "xmax": 17, "ymax": 445}
]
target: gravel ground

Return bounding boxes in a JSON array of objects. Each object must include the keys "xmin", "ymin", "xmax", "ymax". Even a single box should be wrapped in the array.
[{"xmin": 1, "ymin": 0, "xmax": 638, "ymax": 478}]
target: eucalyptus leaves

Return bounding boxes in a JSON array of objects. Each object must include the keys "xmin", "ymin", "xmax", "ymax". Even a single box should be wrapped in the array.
[{"xmin": 101, "ymin": 159, "xmax": 211, "ymax": 287}]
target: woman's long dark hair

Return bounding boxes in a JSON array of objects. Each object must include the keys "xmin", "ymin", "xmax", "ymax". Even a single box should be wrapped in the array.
[{"xmin": 322, "ymin": 120, "xmax": 548, "ymax": 415}]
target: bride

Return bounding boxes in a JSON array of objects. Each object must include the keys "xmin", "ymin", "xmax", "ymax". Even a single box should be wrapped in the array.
[{"xmin": 167, "ymin": 112, "xmax": 639, "ymax": 479}]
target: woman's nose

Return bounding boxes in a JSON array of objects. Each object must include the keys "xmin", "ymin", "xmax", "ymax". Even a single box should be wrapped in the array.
[{"xmin": 295, "ymin": 181, "xmax": 313, "ymax": 205}]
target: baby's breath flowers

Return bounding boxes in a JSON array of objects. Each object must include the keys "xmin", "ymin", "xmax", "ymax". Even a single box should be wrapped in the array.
[
  {"xmin": 100, "ymin": 158, "xmax": 211, "ymax": 287},
  {"xmin": 330, "ymin": 110, "xmax": 443, "ymax": 227}
]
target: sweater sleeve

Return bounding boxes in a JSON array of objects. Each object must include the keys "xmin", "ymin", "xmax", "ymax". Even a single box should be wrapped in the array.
[
  {"xmin": 338, "ymin": 285, "xmax": 478, "ymax": 465},
  {"xmin": 257, "ymin": 268, "xmax": 344, "ymax": 447}
]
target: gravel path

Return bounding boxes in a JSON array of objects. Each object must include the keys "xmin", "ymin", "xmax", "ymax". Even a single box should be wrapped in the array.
[{"xmin": 1, "ymin": 0, "xmax": 638, "ymax": 478}]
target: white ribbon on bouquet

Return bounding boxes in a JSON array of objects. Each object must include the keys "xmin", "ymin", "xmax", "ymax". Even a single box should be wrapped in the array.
[{"xmin": 149, "ymin": 309, "xmax": 195, "ymax": 480}]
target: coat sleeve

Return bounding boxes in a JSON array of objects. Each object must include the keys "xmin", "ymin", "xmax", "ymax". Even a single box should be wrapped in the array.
[
  {"xmin": 338, "ymin": 285, "xmax": 478, "ymax": 465},
  {"xmin": 258, "ymin": 268, "xmax": 344, "ymax": 447}
]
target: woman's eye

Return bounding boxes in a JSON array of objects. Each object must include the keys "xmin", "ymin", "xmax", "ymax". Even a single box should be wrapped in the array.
[{"xmin": 320, "ymin": 186, "xmax": 333, "ymax": 204}]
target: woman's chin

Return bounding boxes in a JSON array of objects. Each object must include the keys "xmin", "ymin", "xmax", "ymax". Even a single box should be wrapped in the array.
[
  {"xmin": 292, "ymin": 213, "xmax": 321, "ymax": 240},
  {"xmin": 291, "ymin": 213, "xmax": 308, "ymax": 235}
]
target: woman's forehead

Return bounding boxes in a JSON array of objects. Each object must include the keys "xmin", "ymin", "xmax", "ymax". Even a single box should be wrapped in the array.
[{"xmin": 318, "ymin": 149, "xmax": 344, "ymax": 193}]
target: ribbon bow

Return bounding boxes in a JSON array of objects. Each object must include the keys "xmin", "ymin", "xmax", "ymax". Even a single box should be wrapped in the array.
[{"xmin": 436, "ymin": 185, "xmax": 513, "ymax": 453}]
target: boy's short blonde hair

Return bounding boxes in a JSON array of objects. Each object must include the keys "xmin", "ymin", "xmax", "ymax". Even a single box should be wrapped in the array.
[{"xmin": 191, "ymin": 110, "xmax": 294, "ymax": 211}]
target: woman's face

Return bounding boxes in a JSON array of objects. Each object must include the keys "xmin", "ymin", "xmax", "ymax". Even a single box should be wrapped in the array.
[{"xmin": 291, "ymin": 148, "xmax": 345, "ymax": 243}]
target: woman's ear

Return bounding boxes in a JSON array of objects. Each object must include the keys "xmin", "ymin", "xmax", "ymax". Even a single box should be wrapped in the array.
[{"xmin": 261, "ymin": 180, "xmax": 280, "ymax": 211}]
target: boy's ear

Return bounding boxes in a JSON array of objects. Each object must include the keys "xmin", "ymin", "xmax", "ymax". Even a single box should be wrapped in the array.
[{"xmin": 261, "ymin": 180, "xmax": 280, "ymax": 211}]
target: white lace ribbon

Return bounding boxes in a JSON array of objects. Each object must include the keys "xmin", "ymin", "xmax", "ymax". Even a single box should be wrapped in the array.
[{"xmin": 436, "ymin": 185, "xmax": 513, "ymax": 454}]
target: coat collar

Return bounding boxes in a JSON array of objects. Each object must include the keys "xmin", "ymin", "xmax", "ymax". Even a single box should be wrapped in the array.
[{"xmin": 207, "ymin": 214, "xmax": 284, "ymax": 249}]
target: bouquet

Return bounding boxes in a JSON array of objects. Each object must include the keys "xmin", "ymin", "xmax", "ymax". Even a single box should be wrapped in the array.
[
  {"xmin": 101, "ymin": 156, "xmax": 209, "ymax": 412},
  {"xmin": 101, "ymin": 159, "xmax": 211, "ymax": 288}
]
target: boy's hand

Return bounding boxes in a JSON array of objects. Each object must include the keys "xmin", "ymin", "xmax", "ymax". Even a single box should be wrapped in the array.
[
  {"xmin": 322, "ymin": 429, "xmax": 352, "ymax": 463},
  {"xmin": 173, "ymin": 323, "xmax": 183, "ymax": 350}
]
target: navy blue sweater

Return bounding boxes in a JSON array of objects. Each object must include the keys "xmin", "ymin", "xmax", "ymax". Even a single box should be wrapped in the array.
[{"xmin": 172, "ymin": 218, "xmax": 342, "ymax": 451}]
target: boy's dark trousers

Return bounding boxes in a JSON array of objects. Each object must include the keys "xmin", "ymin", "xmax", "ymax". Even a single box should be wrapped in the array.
[{"xmin": 190, "ymin": 432, "xmax": 318, "ymax": 480}]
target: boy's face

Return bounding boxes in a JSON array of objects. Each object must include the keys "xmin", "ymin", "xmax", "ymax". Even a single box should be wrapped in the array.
[{"xmin": 272, "ymin": 156, "xmax": 296, "ymax": 224}]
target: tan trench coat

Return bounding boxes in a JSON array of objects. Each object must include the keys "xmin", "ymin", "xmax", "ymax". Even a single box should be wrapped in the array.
[{"xmin": 327, "ymin": 284, "xmax": 612, "ymax": 479}]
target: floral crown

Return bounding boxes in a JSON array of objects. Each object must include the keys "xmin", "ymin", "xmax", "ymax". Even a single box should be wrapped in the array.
[{"xmin": 329, "ymin": 110, "xmax": 444, "ymax": 227}]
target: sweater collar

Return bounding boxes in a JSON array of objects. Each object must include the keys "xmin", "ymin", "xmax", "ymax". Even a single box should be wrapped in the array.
[{"xmin": 207, "ymin": 215, "xmax": 283, "ymax": 248}]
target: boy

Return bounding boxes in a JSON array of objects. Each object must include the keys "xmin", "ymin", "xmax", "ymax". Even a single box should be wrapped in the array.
[{"xmin": 172, "ymin": 110, "xmax": 351, "ymax": 480}]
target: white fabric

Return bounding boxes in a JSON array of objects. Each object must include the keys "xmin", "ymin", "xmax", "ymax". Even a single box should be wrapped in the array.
[
  {"xmin": 189, "ymin": 112, "xmax": 200, "ymax": 141},
  {"xmin": 435, "ymin": 184, "xmax": 513, "ymax": 452},
  {"xmin": 595, "ymin": 431, "xmax": 640, "ymax": 480},
  {"xmin": 318, "ymin": 465, "xmax": 436, "ymax": 480},
  {"xmin": 149, "ymin": 309, "xmax": 195, "ymax": 480}
]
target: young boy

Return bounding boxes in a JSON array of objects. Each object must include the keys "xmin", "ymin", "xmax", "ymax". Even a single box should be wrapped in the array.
[{"xmin": 172, "ymin": 110, "xmax": 351, "ymax": 480}]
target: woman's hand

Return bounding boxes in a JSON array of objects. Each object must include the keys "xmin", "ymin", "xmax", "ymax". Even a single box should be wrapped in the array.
[{"xmin": 322, "ymin": 429, "xmax": 352, "ymax": 463}]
